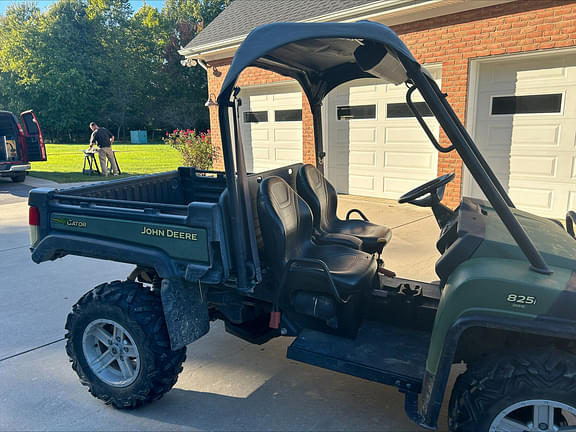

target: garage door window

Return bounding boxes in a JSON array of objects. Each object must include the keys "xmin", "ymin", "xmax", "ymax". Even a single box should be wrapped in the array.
[
  {"xmin": 275, "ymin": 109, "xmax": 302, "ymax": 122},
  {"xmin": 244, "ymin": 111, "xmax": 268, "ymax": 123},
  {"xmin": 491, "ymin": 94, "xmax": 563, "ymax": 115},
  {"xmin": 386, "ymin": 102, "xmax": 433, "ymax": 118},
  {"xmin": 337, "ymin": 105, "xmax": 376, "ymax": 120}
]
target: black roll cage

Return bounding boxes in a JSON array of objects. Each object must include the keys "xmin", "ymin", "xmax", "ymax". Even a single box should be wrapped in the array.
[{"xmin": 216, "ymin": 22, "xmax": 552, "ymax": 290}]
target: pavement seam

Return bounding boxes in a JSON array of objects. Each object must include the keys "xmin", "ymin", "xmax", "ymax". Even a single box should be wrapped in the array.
[
  {"xmin": 0, "ymin": 245, "xmax": 28, "ymax": 253},
  {"xmin": 389, "ymin": 214, "xmax": 434, "ymax": 230},
  {"xmin": 0, "ymin": 338, "xmax": 64, "ymax": 363}
]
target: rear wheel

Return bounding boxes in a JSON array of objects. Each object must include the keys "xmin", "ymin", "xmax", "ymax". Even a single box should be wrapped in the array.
[
  {"xmin": 11, "ymin": 173, "xmax": 25, "ymax": 182},
  {"xmin": 65, "ymin": 281, "xmax": 186, "ymax": 409},
  {"xmin": 448, "ymin": 350, "xmax": 576, "ymax": 431}
]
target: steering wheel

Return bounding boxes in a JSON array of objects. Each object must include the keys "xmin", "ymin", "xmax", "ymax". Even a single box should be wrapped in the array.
[{"xmin": 398, "ymin": 173, "xmax": 455, "ymax": 206}]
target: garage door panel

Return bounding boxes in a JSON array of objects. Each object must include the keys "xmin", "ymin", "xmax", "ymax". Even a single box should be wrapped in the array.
[
  {"xmin": 252, "ymin": 147, "xmax": 271, "ymax": 160},
  {"xmin": 349, "ymin": 175, "xmax": 375, "ymax": 191},
  {"xmin": 509, "ymin": 156, "xmax": 557, "ymax": 178},
  {"xmin": 384, "ymin": 152, "xmax": 434, "ymax": 170},
  {"xmin": 275, "ymin": 148, "xmax": 301, "ymax": 162},
  {"xmin": 250, "ymin": 128, "xmax": 270, "ymax": 141},
  {"xmin": 510, "ymin": 124, "xmax": 561, "ymax": 147},
  {"xmin": 272, "ymin": 92, "xmax": 301, "ymax": 104},
  {"xmin": 509, "ymin": 187, "xmax": 554, "ymax": 211},
  {"xmin": 338, "ymin": 128, "xmax": 377, "ymax": 143},
  {"xmin": 481, "ymin": 56, "xmax": 571, "ymax": 87},
  {"xmin": 349, "ymin": 151, "xmax": 376, "ymax": 166},
  {"xmin": 569, "ymin": 192, "xmax": 576, "ymax": 211},
  {"xmin": 385, "ymin": 127, "xmax": 431, "ymax": 144},
  {"xmin": 383, "ymin": 177, "xmax": 427, "ymax": 195},
  {"xmin": 571, "ymin": 157, "xmax": 576, "ymax": 178},
  {"xmin": 274, "ymin": 127, "xmax": 301, "ymax": 141}
]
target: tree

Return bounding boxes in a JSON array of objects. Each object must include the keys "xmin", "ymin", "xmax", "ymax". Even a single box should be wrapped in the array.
[
  {"xmin": 153, "ymin": 0, "xmax": 231, "ymax": 131},
  {"xmin": 0, "ymin": 0, "xmax": 231, "ymax": 141}
]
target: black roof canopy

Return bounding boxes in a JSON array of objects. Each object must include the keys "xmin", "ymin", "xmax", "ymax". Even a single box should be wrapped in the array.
[{"xmin": 217, "ymin": 21, "xmax": 423, "ymax": 105}]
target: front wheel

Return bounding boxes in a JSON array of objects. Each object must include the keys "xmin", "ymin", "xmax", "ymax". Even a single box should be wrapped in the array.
[
  {"xmin": 65, "ymin": 281, "xmax": 186, "ymax": 409},
  {"xmin": 448, "ymin": 350, "xmax": 576, "ymax": 431}
]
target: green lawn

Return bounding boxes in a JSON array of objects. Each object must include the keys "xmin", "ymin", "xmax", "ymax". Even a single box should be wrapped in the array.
[{"xmin": 30, "ymin": 143, "xmax": 182, "ymax": 183}]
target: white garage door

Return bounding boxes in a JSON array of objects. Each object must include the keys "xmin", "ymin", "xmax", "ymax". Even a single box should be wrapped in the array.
[
  {"xmin": 239, "ymin": 84, "xmax": 303, "ymax": 173},
  {"xmin": 469, "ymin": 53, "xmax": 576, "ymax": 218},
  {"xmin": 325, "ymin": 68, "xmax": 441, "ymax": 199}
]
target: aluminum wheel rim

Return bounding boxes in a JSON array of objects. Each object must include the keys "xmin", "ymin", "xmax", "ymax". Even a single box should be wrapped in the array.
[
  {"xmin": 82, "ymin": 319, "xmax": 141, "ymax": 387},
  {"xmin": 489, "ymin": 399, "xmax": 576, "ymax": 431}
]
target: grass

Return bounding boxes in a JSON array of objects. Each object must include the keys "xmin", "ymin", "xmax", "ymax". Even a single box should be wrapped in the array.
[{"xmin": 29, "ymin": 143, "xmax": 183, "ymax": 183}]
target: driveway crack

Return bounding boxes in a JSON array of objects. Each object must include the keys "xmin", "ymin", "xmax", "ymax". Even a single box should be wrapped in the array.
[{"xmin": 0, "ymin": 338, "xmax": 64, "ymax": 363}]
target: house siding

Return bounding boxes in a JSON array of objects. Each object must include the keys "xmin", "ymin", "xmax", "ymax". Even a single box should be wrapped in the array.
[{"xmin": 205, "ymin": 0, "xmax": 576, "ymax": 207}]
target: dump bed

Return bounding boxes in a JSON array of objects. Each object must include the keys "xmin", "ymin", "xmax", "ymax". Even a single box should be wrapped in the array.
[{"xmin": 28, "ymin": 167, "xmax": 232, "ymax": 283}]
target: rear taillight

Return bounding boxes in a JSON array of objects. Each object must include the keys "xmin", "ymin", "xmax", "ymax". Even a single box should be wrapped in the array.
[{"xmin": 29, "ymin": 206, "xmax": 40, "ymax": 226}]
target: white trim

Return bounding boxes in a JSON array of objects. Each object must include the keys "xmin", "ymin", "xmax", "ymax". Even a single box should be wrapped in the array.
[
  {"xmin": 463, "ymin": 47, "xmax": 576, "ymax": 198},
  {"xmin": 301, "ymin": 0, "xmax": 442, "ymax": 24},
  {"xmin": 237, "ymin": 80, "xmax": 301, "ymax": 93}
]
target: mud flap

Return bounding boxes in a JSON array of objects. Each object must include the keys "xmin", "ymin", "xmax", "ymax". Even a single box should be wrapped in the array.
[{"xmin": 161, "ymin": 278, "xmax": 209, "ymax": 350}]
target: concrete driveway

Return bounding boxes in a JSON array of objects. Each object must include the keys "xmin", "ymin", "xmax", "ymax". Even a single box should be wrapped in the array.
[{"xmin": 0, "ymin": 176, "xmax": 450, "ymax": 431}]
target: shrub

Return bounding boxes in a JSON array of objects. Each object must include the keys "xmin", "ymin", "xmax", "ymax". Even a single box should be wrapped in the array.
[{"xmin": 163, "ymin": 129, "xmax": 215, "ymax": 170}]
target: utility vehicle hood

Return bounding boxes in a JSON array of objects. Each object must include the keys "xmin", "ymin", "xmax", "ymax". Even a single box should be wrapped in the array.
[{"xmin": 471, "ymin": 199, "xmax": 576, "ymax": 271}]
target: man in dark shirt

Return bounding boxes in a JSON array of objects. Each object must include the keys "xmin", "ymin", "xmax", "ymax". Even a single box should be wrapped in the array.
[{"xmin": 88, "ymin": 122, "xmax": 119, "ymax": 176}]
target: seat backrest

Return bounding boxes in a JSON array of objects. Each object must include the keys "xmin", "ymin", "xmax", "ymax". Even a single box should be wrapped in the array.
[
  {"xmin": 246, "ymin": 163, "xmax": 302, "ymax": 251},
  {"xmin": 296, "ymin": 164, "xmax": 338, "ymax": 233},
  {"xmin": 257, "ymin": 176, "xmax": 313, "ymax": 277}
]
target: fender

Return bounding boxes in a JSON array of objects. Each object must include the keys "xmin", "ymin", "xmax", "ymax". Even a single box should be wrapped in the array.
[
  {"xmin": 32, "ymin": 233, "xmax": 183, "ymax": 279},
  {"xmin": 419, "ymin": 314, "xmax": 576, "ymax": 428},
  {"xmin": 417, "ymin": 257, "xmax": 576, "ymax": 428}
]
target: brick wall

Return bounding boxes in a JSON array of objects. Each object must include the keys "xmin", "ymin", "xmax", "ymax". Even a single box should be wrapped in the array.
[{"xmin": 205, "ymin": 0, "xmax": 576, "ymax": 207}]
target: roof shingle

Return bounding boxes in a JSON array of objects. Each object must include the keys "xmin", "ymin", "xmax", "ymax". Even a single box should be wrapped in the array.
[{"xmin": 185, "ymin": 0, "xmax": 377, "ymax": 52}]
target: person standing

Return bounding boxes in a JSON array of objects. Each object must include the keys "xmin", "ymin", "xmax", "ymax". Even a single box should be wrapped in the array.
[{"xmin": 88, "ymin": 122, "xmax": 119, "ymax": 176}]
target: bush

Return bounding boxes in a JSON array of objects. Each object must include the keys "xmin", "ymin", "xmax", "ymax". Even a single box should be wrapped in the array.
[{"xmin": 163, "ymin": 129, "xmax": 215, "ymax": 170}]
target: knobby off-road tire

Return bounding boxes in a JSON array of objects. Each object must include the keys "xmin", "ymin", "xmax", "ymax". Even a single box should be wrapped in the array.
[
  {"xmin": 448, "ymin": 349, "xmax": 576, "ymax": 431},
  {"xmin": 65, "ymin": 281, "xmax": 186, "ymax": 409},
  {"xmin": 11, "ymin": 173, "xmax": 25, "ymax": 183}
]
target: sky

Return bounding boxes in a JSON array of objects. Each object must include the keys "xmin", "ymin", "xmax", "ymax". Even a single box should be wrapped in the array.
[{"xmin": 0, "ymin": 0, "xmax": 166, "ymax": 15}]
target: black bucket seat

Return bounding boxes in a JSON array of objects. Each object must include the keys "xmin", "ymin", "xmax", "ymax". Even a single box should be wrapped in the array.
[
  {"xmin": 296, "ymin": 164, "xmax": 392, "ymax": 255},
  {"xmin": 257, "ymin": 176, "xmax": 377, "ymax": 308}
]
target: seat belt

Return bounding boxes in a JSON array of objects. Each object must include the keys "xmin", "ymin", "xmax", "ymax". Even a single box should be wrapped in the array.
[{"xmin": 232, "ymin": 88, "xmax": 262, "ymax": 283}]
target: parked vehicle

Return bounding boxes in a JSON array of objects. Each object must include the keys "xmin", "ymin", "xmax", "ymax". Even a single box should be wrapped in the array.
[
  {"xmin": 28, "ymin": 21, "xmax": 576, "ymax": 431},
  {"xmin": 0, "ymin": 110, "xmax": 46, "ymax": 182}
]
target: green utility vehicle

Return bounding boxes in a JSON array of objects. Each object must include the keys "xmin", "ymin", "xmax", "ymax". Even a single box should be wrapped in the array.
[{"xmin": 29, "ymin": 21, "xmax": 576, "ymax": 431}]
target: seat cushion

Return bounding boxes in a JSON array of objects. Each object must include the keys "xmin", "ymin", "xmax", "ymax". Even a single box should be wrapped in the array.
[
  {"xmin": 287, "ymin": 244, "xmax": 377, "ymax": 296},
  {"xmin": 297, "ymin": 164, "xmax": 392, "ymax": 255},
  {"xmin": 332, "ymin": 219, "xmax": 392, "ymax": 254}
]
